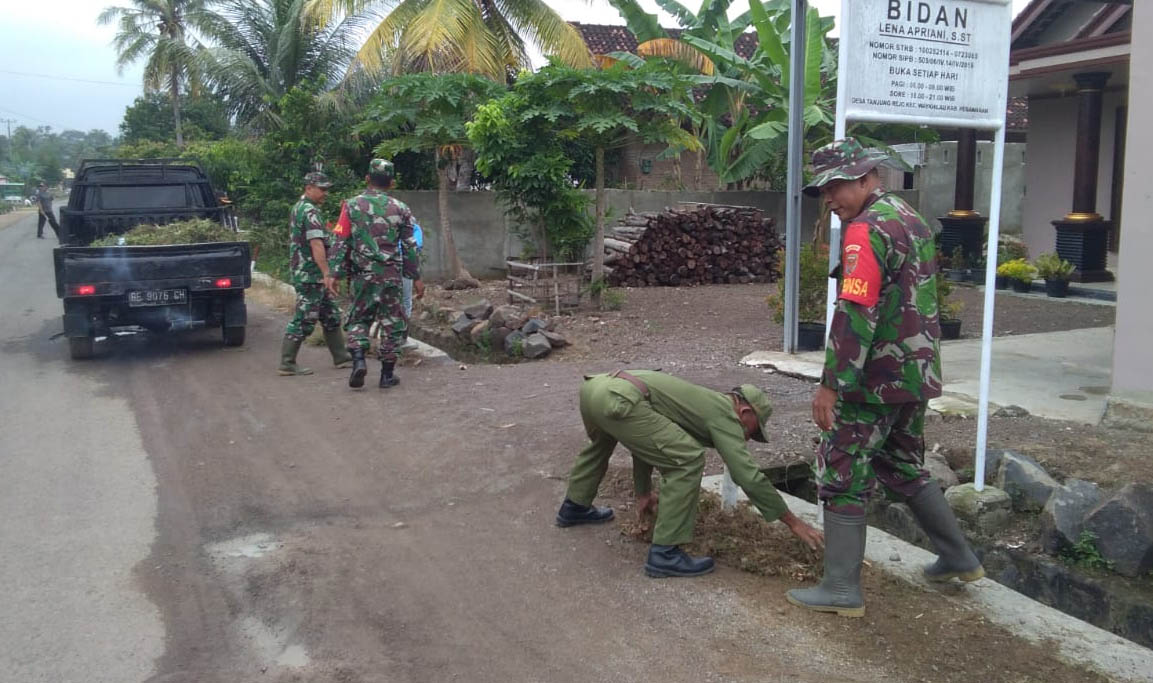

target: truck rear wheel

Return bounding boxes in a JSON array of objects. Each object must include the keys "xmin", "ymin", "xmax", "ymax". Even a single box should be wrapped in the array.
[
  {"xmin": 69, "ymin": 336, "xmax": 94, "ymax": 360},
  {"xmin": 222, "ymin": 325, "xmax": 246, "ymax": 347}
]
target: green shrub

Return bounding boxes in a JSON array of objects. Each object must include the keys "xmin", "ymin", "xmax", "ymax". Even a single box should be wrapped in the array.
[
  {"xmin": 1034, "ymin": 252, "xmax": 1075, "ymax": 281},
  {"xmin": 766, "ymin": 243, "xmax": 829, "ymax": 324}
]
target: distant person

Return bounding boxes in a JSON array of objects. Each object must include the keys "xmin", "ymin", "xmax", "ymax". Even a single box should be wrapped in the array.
[
  {"xmin": 786, "ymin": 138, "xmax": 983, "ymax": 619},
  {"xmin": 34, "ymin": 182, "xmax": 60, "ymax": 240},
  {"xmin": 278, "ymin": 171, "xmax": 352, "ymax": 376},
  {"xmin": 401, "ymin": 221, "xmax": 423, "ymax": 319},
  {"xmin": 556, "ymin": 370, "xmax": 823, "ymax": 578},
  {"xmin": 329, "ymin": 159, "xmax": 423, "ymax": 390}
]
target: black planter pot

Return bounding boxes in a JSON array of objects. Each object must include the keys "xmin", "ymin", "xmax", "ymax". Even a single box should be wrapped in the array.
[
  {"xmin": 940, "ymin": 318, "xmax": 962, "ymax": 340},
  {"xmin": 946, "ymin": 269, "xmax": 967, "ymax": 283},
  {"xmin": 995, "ymin": 275, "xmax": 1010, "ymax": 290},
  {"xmin": 1045, "ymin": 278, "xmax": 1070, "ymax": 298},
  {"xmin": 1011, "ymin": 279, "xmax": 1033, "ymax": 294},
  {"xmin": 797, "ymin": 322, "xmax": 826, "ymax": 351}
]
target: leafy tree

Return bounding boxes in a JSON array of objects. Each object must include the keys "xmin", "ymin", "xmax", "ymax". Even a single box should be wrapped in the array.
[
  {"xmin": 501, "ymin": 61, "xmax": 698, "ymax": 303},
  {"xmin": 120, "ymin": 93, "xmax": 230, "ymax": 143},
  {"xmin": 304, "ymin": 0, "xmax": 593, "ymax": 81},
  {"xmin": 469, "ymin": 96, "xmax": 593, "ymax": 262},
  {"xmin": 356, "ymin": 72, "xmax": 504, "ymax": 284},
  {"xmin": 99, "ymin": 0, "xmax": 210, "ymax": 147},
  {"xmin": 195, "ymin": 0, "xmax": 372, "ymax": 130}
]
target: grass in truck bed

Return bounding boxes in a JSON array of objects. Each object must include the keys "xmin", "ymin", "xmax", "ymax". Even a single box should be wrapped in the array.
[{"xmin": 90, "ymin": 219, "xmax": 242, "ymax": 246}]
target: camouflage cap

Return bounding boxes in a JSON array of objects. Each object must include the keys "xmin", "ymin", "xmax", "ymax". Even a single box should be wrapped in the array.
[
  {"xmin": 733, "ymin": 384, "xmax": 772, "ymax": 443},
  {"xmin": 303, "ymin": 171, "xmax": 333, "ymax": 188},
  {"xmin": 802, "ymin": 137, "xmax": 890, "ymax": 197},
  {"xmin": 369, "ymin": 158, "xmax": 395, "ymax": 176}
]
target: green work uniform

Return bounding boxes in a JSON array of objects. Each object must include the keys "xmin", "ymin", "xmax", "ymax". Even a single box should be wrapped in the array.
[{"xmin": 565, "ymin": 371, "xmax": 788, "ymax": 546}]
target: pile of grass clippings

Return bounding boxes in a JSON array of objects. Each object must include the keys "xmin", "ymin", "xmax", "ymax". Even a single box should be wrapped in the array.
[
  {"xmin": 620, "ymin": 491, "xmax": 822, "ymax": 581},
  {"xmin": 91, "ymin": 218, "xmax": 240, "ymax": 246}
]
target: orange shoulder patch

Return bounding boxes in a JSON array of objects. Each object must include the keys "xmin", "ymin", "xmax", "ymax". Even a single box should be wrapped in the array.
[{"xmin": 839, "ymin": 222, "xmax": 880, "ymax": 307}]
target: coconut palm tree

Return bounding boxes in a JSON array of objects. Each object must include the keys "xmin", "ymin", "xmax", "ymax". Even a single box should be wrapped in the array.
[
  {"xmin": 195, "ymin": 0, "xmax": 374, "ymax": 129},
  {"xmin": 303, "ymin": 0, "xmax": 593, "ymax": 82},
  {"xmin": 98, "ymin": 0, "xmax": 208, "ymax": 147}
]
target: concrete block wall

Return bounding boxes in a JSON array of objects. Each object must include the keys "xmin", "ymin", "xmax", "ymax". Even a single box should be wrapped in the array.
[{"xmin": 391, "ymin": 188, "xmax": 920, "ymax": 280}]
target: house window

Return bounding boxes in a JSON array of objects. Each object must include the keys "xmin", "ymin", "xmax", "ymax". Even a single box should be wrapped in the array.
[{"xmin": 903, "ymin": 171, "xmax": 915, "ymax": 189}]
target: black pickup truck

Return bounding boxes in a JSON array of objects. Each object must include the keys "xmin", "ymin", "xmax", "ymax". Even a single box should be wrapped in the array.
[{"xmin": 55, "ymin": 159, "xmax": 251, "ymax": 359}]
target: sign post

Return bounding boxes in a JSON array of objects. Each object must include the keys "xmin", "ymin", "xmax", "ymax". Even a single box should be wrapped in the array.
[{"xmin": 830, "ymin": 0, "xmax": 1012, "ymax": 489}]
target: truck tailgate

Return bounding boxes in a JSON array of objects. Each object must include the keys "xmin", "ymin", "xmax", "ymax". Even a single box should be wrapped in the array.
[{"xmin": 54, "ymin": 242, "xmax": 252, "ymax": 298}]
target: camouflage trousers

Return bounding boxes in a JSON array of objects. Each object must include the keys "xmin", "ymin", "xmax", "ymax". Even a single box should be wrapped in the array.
[
  {"xmin": 285, "ymin": 283, "xmax": 342, "ymax": 342},
  {"xmin": 817, "ymin": 401, "xmax": 932, "ymax": 516},
  {"xmin": 344, "ymin": 277, "xmax": 406, "ymax": 363}
]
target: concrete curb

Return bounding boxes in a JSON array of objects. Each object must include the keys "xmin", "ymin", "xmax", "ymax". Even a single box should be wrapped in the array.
[
  {"xmin": 701, "ymin": 475, "xmax": 1153, "ymax": 683},
  {"xmin": 249, "ymin": 268, "xmax": 453, "ymax": 364}
]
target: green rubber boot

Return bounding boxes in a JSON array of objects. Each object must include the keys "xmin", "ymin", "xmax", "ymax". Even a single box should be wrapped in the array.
[
  {"xmin": 786, "ymin": 511, "xmax": 866, "ymax": 618},
  {"xmin": 324, "ymin": 327, "xmax": 353, "ymax": 368},
  {"xmin": 277, "ymin": 336, "xmax": 314, "ymax": 376},
  {"xmin": 907, "ymin": 484, "xmax": 985, "ymax": 583}
]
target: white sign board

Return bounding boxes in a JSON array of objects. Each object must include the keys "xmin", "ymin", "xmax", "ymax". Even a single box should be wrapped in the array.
[{"xmin": 840, "ymin": 0, "xmax": 1012, "ymax": 130}]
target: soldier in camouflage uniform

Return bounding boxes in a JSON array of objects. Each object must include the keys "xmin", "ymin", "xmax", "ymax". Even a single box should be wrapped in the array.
[
  {"xmin": 279, "ymin": 171, "xmax": 352, "ymax": 376},
  {"xmin": 786, "ymin": 138, "xmax": 983, "ymax": 618},
  {"xmin": 330, "ymin": 159, "xmax": 423, "ymax": 389}
]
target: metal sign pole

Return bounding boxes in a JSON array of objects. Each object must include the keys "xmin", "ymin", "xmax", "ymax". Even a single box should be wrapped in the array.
[
  {"xmin": 824, "ymin": 0, "xmax": 850, "ymax": 334},
  {"xmin": 783, "ymin": 0, "xmax": 808, "ymax": 355},
  {"xmin": 975, "ymin": 125, "xmax": 1008, "ymax": 491}
]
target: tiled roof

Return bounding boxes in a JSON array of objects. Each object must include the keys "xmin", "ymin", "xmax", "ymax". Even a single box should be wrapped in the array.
[
  {"xmin": 571, "ymin": 22, "xmax": 759, "ymax": 59},
  {"xmin": 1007, "ymin": 97, "xmax": 1028, "ymax": 131}
]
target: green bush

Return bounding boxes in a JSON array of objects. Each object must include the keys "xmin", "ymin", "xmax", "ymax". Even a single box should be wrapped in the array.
[
  {"xmin": 90, "ymin": 218, "xmax": 241, "ymax": 246},
  {"xmin": 1034, "ymin": 252, "xmax": 1075, "ymax": 281},
  {"xmin": 937, "ymin": 274, "xmax": 963, "ymax": 320},
  {"xmin": 766, "ymin": 243, "xmax": 829, "ymax": 324}
]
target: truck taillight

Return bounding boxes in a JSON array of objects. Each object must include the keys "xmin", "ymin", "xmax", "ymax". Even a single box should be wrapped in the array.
[
  {"xmin": 215, "ymin": 278, "xmax": 232, "ymax": 288},
  {"xmin": 76, "ymin": 285, "xmax": 96, "ymax": 296}
]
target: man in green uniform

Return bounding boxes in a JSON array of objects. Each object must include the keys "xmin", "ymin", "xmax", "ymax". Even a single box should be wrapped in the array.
[
  {"xmin": 786, "ymin": 138, "xmax": 984, "ymax": 618},
  {"xmin": 556, "ymin": 370, "xmax": 824, "ymax": 578},
  {"xmin": 330, "ymin": 159, "xmax": 423, "ymax": 389},
  {"xmin": 278, "ymin": 171, "xmax": 351, "ymax": 376}
]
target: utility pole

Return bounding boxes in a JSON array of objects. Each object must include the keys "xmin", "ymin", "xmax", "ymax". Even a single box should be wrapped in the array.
[{"xmin": 0, "ymin": 118, "xmax": 13, "ymax": 139}]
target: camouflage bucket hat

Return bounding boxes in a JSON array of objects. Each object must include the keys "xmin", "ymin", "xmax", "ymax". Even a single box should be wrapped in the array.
[
  {"xmin": 303, "ymin": 171, "xmax": 333, "ymax": 188},
  {"xmin": 369, "ymin": 158, "xmax": 395, "ymax": 176},
  {"xmin": 734, "ymin": 384, "xmax": 772, "ymax": 443},
  {"xmin": 802, "ymin": 137, "xmax": 890, "ymax": 197}
]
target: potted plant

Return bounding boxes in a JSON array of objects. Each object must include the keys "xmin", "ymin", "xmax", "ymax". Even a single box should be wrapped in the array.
[
  {"xmin": 1034, "ymin": 252, "xmax": 1075, "ymax": 298},
  {"xmin": 935, "ymin": 275, "xmax": 963, "ymax": 339},
  {"xmin": 997, "ymin": 258, "xmax": 1037, "ymax": 294},
  {"xmin": 767, "ymin": 243, "xmax": 830, "ymax": 351},
  {"xmin": 948, "ymin": 245, "xmax": 971, "ymax": 283},
  {"xmin": 994, "ymin": 239, "xmax": 1028, "ymax": 290}
]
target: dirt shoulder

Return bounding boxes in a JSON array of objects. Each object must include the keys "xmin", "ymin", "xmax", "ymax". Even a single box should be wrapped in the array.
[{"xmin": 67, "ymin": 284, "xmax": 1108, "ymax": 682}]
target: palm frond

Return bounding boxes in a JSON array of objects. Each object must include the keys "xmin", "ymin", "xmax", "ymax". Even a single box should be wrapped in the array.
[{"xmin": 636, "ymin": 38, "xmax": 715, "ymax": 76}]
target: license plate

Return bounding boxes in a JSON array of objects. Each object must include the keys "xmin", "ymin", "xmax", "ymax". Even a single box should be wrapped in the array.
[{"xmin": 128, "ymin": 288, "xmax": 187, "ymax": 307}]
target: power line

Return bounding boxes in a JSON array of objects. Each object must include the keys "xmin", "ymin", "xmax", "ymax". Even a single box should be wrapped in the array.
[
  {"xmin": 0, "ymin": 106, "xmax": 72, "ymax": 132},
  {"xmin": 0, "ymin": 69, "xmax": 140, "ymax": 88}
]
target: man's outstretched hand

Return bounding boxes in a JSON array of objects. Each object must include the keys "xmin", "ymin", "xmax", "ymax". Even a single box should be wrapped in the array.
[
  {"xmin": 636, "ymin": 492, "xmax": 659, "ymax": 531},
  {"xmin": 781, "ymin": 511, "xmax": 824, "ymax": 550}
]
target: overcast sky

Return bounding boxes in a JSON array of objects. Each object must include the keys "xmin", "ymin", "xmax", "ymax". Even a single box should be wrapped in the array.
[{"xmin": 0, "ymin": 0, "xmax": 1031, "ymax": 137}]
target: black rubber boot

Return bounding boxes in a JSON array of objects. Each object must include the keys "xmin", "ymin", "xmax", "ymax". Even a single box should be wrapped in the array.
[
  {"xmin": 276, "ymin": 336, "xmax": 313, "ymax": 376},
  {"xmin": 786, "ymin": 511, "xmax": 866, "ymax": 617},
  {"xmin": 348, "ymin": 348, "xmax": 367, "ymax": 388},
  {"xmin": 644, "ymin": 545, "xmax": 715, "ymax": 578},
  {"xmin": 324, "ymin": 327, "xmax": 352, "ymax": 368},
  {"xmin": 555, "ymin": 499, "xmax": 614, "ymax": 527},
  {"xmin": 379, "ymin": 361, "xmax": 399, "ymax": 389},
  {"xmin": 907, "ymin": 484, "xmax": 985, "ymax": 583}
]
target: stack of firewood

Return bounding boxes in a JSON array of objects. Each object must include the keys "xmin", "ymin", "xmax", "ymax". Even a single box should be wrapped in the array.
[{"xmin": 594, "ymin": 204, "xmax": 782, "ymax": 287}]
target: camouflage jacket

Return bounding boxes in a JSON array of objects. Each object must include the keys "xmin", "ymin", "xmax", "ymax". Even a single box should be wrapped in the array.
[
  {"xmin": 821, "ymin": 189, "xmax": 942, "ymax": 404},
  {"xmin": 329, "ymin": 189, "xmax": 420, "ymax": 283},
  {"xmin": 288, "ymin": 196, "xmax": 327, "ymax": 286}
]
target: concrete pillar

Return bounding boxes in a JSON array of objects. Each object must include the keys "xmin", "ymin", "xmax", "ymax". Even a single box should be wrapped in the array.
[
  {"xmin": 938, "ymin": 128, "xmax": 988, "ymax": 269},
  {"xmin": 1051, "ymin": 72, "xmax": 1114, "ymax": 282},
  {"xmin": 1106, "ymin": 5, "xmax": 1153, "ymax": 430}
]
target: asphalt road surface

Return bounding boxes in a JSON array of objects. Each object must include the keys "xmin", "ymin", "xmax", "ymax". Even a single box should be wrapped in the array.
[{"xmin": 0, "ymin": 208, "xmax": 1101, "ymax": 683}]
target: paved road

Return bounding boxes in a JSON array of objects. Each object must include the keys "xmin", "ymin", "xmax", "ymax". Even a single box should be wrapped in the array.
[
  {"xmin": 0, "ymin": 210, "xmax": 162, "ymax": 681},
  {"xmin": 0, "ymin": 208, "xmax": 1101, "ymax": 683}
]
